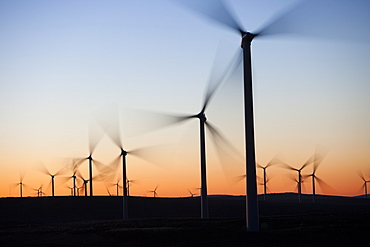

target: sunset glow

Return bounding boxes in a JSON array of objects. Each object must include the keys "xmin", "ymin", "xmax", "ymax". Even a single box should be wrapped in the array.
[{"xmin": 0, "ymin": 0, "xmax": 369, "ymax": 199}]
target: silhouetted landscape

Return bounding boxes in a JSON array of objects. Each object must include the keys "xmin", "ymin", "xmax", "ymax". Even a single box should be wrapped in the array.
[{"xmin": 0, "ymin": 194, "xmax": 369, "ymax": 246}]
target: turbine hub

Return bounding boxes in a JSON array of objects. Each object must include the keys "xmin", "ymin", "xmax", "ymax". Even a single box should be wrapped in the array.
[
  {"xmin": 197, "ymin": 113, "xmax": 207, "ymax": 122},
  {"xmin": 241, "ymin": 32, "xmax": 256, "ymax": 47},
  {"xmin": 121, "ymin": 148, "xmax": 127, "ymax": 156}
]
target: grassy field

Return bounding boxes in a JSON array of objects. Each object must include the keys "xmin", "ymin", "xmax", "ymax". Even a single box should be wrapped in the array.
[{"xmin": 0, "ymin": 194, "xmax": 369, "ymax": 246}]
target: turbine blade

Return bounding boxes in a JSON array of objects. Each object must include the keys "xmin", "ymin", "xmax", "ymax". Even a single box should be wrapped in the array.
[
  {"xmin": 313, "ymin": 145, "xmax": 329, "ymax": 173},
  {"xmin": 173, "ymin": 0, "xmax": 245, "ymax": 34},
  {"xmin": 127, "ymin": 144, "xmax": 170, "ymax": 170},
  {"xmin": 232, "ymin": 174, "xmax": 246, "ymax": 185},
  {"xmin": 54, "ymin": 166, "xmax": 68, "ymax": 177},
  {"xmin": 93, "ymin": 104, "xmax": 123, "ymax": 149},
  {"xmin": 44, "ymin": 180, "xmax": 52, "ymax": 196},
  {"xmin": 88, "ymin": 118, "xmax": 105, "ymax": 155},
  {"xmin": 93, "ymin": 159, "xmax": 109, "ymax": 173},
  {"xmin": 75, "ymin": 170, "xmax": 85, "ymax": 181},
  {"xmin": 316, "ymin": 176, "xmax": 336, "ymax": 194},
  {"xmin": 205, "ymin": 121, "xmax": 243, "ymax": 160},
  {"xmin": 256, "ymin": 0, "xmax": 370, "ymax": 43},
  {"xmin": 202, "ymin": 47, "xmax": 242, "ymax": 113},
  {"xmin": 280, "ymin": 163, "xmax": 296, "ymax": 171},
  {"xmin": 122, "ymin": 108, "xmax": 195, "ymax": 137},
  {"xmin": 19, "ymin": 171, "xmax": 26, "ymax": 182},
  {"xmin": 35, "ymin": 161, "xmax": 51, "ymax": 176},
  {"xmin": 356, "ymin": 170, "xmax": 366, "ymax": 181},
  {"xmin": 108, "ymin": 155, "xmax": 121, "ymax": 172},
  {"xmin": 301, "ymin": 154, "xmax": 314, "ymax": 170},
  {"xmin": 205, "ymin": 121, "xmax": 244, "ymax": 178},
  {"xmin": 265, "ymin": 155, "xmax": 283, "ymax": 168},
  {"xmin": 58, "ymin": 176, "xmax": 72, "ymax": 185},
  {"xmin": 71, "ymin": 158, "xmax": 86, "ymax": 172}
]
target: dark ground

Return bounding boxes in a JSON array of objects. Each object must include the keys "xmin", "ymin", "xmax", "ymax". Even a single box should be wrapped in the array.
[{"xmin": 0, "ymin": 194, "xmax": 369, "ymax": 246}]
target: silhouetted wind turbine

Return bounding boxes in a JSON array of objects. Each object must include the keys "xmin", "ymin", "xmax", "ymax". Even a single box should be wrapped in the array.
[
  {"xmin": 114, "ymin": 181, "xmax": 122, "ymax": 197},
  {"xmin": 149, "ymin": 185, "xmax": 159, "ymax": 198},
  {"xmin": 95, "ymin": 106, "xmax": 165, "ymax": 219},
  {"xmin": 357, "ymin": 171, "xmax": 369, "ymax": 199},
  {"xmin": 304, "ymin": 152, "xmax": 329, "ymax": 202},
  {"xmin": 60, "ymin": 169, "xmax": 78, "ymax": 196},
  {"xmin": 289, "ymin": 175, "xmax": 307, "ymax": 196},
  {"xmin": 126, "ymin": 178, "xmax": 137, "ymax": 197},
  {"xmin": 257, "ymin": 157, "xmax": 280, "ymax": 200},
  {"xmin": 151, "ymin": 48, "xmax": 241, "ymax": 219},
  {"xmin": 187, "ymin": 189, "xmax": 197, "ymax": 197},
  {"xmin": 106, "ymin": 179, "xmax": 123, "ymax": 197},
  {"xmin": 36, "ymin": 162, "xmax": 66, "ymax": 197},
  {"xmin": 174, "ymin": 0, "xmax": 370, "ymax": 231},
  {"xmin": 75, "ymin": 170, "xmax": 89, "ymax": 197},
  {"xmin": 13, "ymin": 173, "xmax": 26, "ymax": 198},
  {"xmin": 71, "ymin": 121, "xmax": 105, "ymax": 197},
  {"xmin": 281, "ymin": 155, "xmax": 313, "ymax": 202}
]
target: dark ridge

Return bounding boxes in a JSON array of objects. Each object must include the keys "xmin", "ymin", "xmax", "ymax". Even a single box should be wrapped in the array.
[{"xmin": 0, "ymin": 194, "xmax": 368, "ymax": 246}]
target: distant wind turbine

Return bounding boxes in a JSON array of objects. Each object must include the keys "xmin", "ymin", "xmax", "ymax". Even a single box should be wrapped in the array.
[
  {"xmin": 304, "ymin": 151, "xmax": 331, "ymax": 202},
  {"xmin": 257, "ymin": 157, "xmax": 280, "ymax": 200},
  {"xmin": 14, "ymin": 181, "xmax": 24, "ymax": 198},
  {"xmin": 60, "ymin": 168, "xmax": 78, "ymax": 197},
  {"xmin": 36, "ymin": 162, "xmax": 66, "ymax": 197},
  {"xmin": 126, "ymin": 178, "xmax": 137, "ymax": 197},
  {"xmin": 357, "ymin": 171, "xmax": 369, "ymax": 199},
  {"xmin": 75, "ymin": 170, "xmax": 89, "ymax": 197},
  {"xmin": 71, "ymin": 120, "xmax": 105, "ymax": 197},
  {"xmin": 187, "ymin": 189, "xmax": 197, "ymax": 197},
  {"xmin": 281, "ymin": 155, "xmax": 314, "ymax": 202},
  {"xmin": 95, "ymin": 106, "xmax": 162, "ymax": 219},
  {"xmin": 13, "ymin": 174, "xmax": 26, "ymax": 198},
  {"xmin": 149, "ymin": 185, "xmax": 159, "ymax": 198}
]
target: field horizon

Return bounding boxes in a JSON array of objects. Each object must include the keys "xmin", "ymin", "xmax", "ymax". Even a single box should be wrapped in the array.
[{"xmin": 0, "ymin": 193, "xmax": 369, "ymax": 246}]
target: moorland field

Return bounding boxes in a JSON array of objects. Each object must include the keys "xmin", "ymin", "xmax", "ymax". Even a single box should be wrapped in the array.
[{"xmin": 0, "ymin": 194, "xmax": 369, "ymax": 246}]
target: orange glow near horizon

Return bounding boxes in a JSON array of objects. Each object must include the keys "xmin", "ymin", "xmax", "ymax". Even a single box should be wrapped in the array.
[
  {"xmin": 0, "ymin": 0, "xmax": 369, "ymax": 201},
  {"xmin": 1, "ymin": 143, "xmax": 369, "ymax": 198}
]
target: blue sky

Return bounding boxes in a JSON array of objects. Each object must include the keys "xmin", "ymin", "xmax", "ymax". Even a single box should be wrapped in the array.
[{"xmin": 0, "ymin": 0, "xmax": 369, "ymax": 197}]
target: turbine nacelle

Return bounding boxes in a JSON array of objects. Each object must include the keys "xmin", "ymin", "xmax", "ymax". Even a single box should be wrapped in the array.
[
  {"xmin": 121, "ymin": 148, "xmax": 128, "ymax": 156},
  {"xmin": 241, "ymin": 32, "xmax": 257, "ymax": 47},
  {"xmin": 196, "ymin": 112, "xmax": 207, "ymax": 122}
]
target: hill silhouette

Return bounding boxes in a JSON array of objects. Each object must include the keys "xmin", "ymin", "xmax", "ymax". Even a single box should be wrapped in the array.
[{"xmin": 0, "ymin": 193, "xmax": 369, "ymax": 246}]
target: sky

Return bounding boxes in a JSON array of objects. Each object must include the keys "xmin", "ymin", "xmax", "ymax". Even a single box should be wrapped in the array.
[{"xmin": 0, "ymin": 0, "xmax": 369, "ymax": 198}]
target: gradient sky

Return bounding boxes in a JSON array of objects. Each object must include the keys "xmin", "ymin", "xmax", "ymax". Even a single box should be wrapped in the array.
[{"xmin": 1, "ymin": 0, "xmax": 369, "ymax": 198}]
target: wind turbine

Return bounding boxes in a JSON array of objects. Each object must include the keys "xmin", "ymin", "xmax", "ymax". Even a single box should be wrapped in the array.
[
  {"xmin": 289, "ymin": 174, "xmax": 307, "ymax": 196},
  {"xmin": 126, "ymin": 178, "xmax": 137, "ymax": 197},
  {"xmin": 60, "ymin": 169, "xmax": 78, "ymax": 196},
  {"xmin": 13, "ymin": 174, "xmax": 26, "ymax": 198},
  {"xmin": 304, "ymin": 152, "xmax": 329, "ymax": 202},
  {"xmin": 95, "ymin": 106, "xmax": 168, "ymax": 219},
  {"xmin": 36, "ymin": 162, "xmax": 66, "ymax": 197},
  {"xmin": 71, "ymin": 120, "xmax": 105, "ymax": 197},
  {"xmin": 187, "ymin": 189, "xmax": 197, "ymax": 197},
  {"xmin": 76, "ymin": 170, "xmax": 89, "ymax": 197},
  {"xmin": 357, "ymin": 171, "xmax": 369, "ymax": 199},
  {"xmin": 257, "ymin": 157, "xmax": 280, "ymax": 201},
  {"xmin": 281, "ymin": 155, "xmax": 313, "ymax": 202},
  {"xmin": 150, "ymin": 48, "xmax": 241, "ymax": 219},
  {"xmin": 149, "ymin": 185, "xmax": 159, "ymax": 198},
  {"xmin": 174, "ymin": 0, "xmax": 370, "ymax": 231},
  {"xmin": 106, "ymin": 179, "xmax": 123, "ymax": 196}
]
